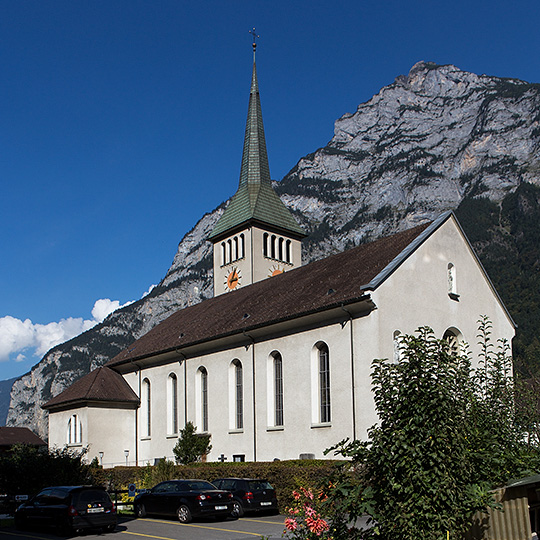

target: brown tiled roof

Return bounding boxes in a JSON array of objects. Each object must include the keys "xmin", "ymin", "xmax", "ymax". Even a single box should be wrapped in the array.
[
  {"xmin": 0, "ymin": 427, "xmax": 47, "ymax": 447},
  {"xmin": 43, "ymin": 366, "xmax": 140, "ymax": 410},
  {"xmin": 108, "ymin": 219, "xmax": 435, "ymax": 368}
]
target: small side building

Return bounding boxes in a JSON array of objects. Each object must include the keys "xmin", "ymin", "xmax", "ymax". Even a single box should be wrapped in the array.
[
  {"xmin": 44, "ymin": 367, "xmax": 139, "ymax": 466},
  {"xmin": 0, "ymin": 427, "xmax": 47, "ymax": 456}
]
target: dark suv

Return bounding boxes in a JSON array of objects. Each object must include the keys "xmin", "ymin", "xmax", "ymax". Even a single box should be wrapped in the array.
[
  {"xmin": 213, "ymin": 478, "xmax": 278, "ymax": 517},
  {"xmin": 14, "ymin": 485, "xmax": 116, "ymax": 534}
]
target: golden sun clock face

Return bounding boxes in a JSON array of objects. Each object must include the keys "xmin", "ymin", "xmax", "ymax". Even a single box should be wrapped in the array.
[
  {"xmin": 225, "ymin": 267, "xmax": 241, "ymax": 291},
  {"xmin": 268, "ymin": 264, "xmax": 285, "ymax": 277}
]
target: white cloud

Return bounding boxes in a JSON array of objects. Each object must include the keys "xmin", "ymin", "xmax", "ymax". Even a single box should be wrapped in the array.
[
  {"xmin": 0, "ymin": 296, "xmax": 135, "ymax": 367},
  {"xmin": 91, "ymin": 298, "xmax": 132, "ymax": 323}
]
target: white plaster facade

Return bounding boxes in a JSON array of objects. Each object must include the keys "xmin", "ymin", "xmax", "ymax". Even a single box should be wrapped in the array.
[{"xmin": 47, "ymin": 214, "xmax": 515, "ymax": 468}]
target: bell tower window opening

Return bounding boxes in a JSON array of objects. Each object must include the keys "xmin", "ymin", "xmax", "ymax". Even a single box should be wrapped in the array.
[
  {"xmin": 263, "ymin": 233, "xmax": 269, "ymax": 257},
  {"xmin": 220, "ymin": 242, "xmax": 226, "ymax": 266},
  {"xmin": 226, "ymin": 240, "xmax": 232, "ymax": 265},
  {"xmin": 239, "ymin": 234, "xmax": 245, "ymax": 259},
  {"xmin": 270, "ymin": 235, "xmax": 276, "ymax": 259},
  {"xmin": 285, "ymin": 240, "xmax": 292, "ymax": 263}
]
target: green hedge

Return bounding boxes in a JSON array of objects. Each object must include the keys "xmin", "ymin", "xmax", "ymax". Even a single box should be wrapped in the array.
[{"xmin": 89, "ymin": 459, "xmax": 343, "ymax": 511}]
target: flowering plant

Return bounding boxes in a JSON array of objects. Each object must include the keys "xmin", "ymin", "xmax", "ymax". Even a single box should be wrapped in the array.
[{"xmin": 283, "ymin": 486, "xmax": 333, "ymax": 539}]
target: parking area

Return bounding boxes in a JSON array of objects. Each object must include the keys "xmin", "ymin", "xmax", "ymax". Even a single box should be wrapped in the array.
[{"xmin": 0, "ymin": 513, "xmax": 286, "ymax": 540}]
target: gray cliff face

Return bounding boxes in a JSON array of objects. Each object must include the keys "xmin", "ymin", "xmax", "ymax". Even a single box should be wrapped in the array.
[{"xmin": 7, "ymin": 62, "xmax": 540, "ymax": 438}]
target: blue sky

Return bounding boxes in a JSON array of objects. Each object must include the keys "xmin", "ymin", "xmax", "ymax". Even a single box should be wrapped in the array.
[{"xmin": 2, "ymin": 0, "xmax": 540, "ymax": 381}]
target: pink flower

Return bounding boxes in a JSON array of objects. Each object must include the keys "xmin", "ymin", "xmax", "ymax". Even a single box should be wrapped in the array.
[
  {"xmin": 301, "ymin": 487, "xmax": 314, "ymax": 500},
  {"xmin": 306, "ymin": 516, "xmax": 329, "ymax": 536},
  {"xmin": 284, "ymin": 517, "xmax": 298, "ymax": 531},
  {"xmin": 305, "ymin": 505, "xmax": 316, "ymax": 518},
  {"xmin": 292, "ymin": 490, "xmax": 301, "ymax": 500}
]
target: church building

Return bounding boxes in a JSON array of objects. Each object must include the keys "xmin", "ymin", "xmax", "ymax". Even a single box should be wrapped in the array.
[{"xmin": 44, "ymin": 46, "xmax": 515, "ymax": 468}]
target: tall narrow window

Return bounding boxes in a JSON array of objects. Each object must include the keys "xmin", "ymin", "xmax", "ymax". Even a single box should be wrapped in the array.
[
  {"xmin": 226, "ymin": 240, "xmax": 232, "ymax": 265},
  {"xmin": 221, "ymin": 242, "xmax": 225, "ymax": 266},
  {"xmin": 234, "ymin": 360, "xmax": 243, "ymax": 429},
  {"xmin": 285, "ymin": 240, "xmax": 292, "ymax": 263},
  {"xmin": 168, "ymin": 373, "xmax": 178, "ymax": 434},
  {"xmin": 233, "ymin": 236, "xmax": 239, "ymax": 261},
  {"xmin": 263, "ymin": 233, "xmax": 269, "ymax": 257},
  {"xmin": 273, "ymin": 353, "xmax": 284, "ymax": 426},
  {"xmin": 142, "ymin": 378, "xmax": 151, "ymax": 437},
  {"xmin": 318, "ymin": 344, "xmax": 331, "ymax": 423},
  {"xmin": 393, "ymin": 330, "xmax": 402, "ymax": 363},
  {"xmin": 278, "ymin": 238, "xmax": 284, "ymax": 261},
  {"xmin": 200, "ymin": 368, "xmax": 208, "ymax": 432},
  {"xmin": 448, "ymin": 263, "xmax": 458, "ymax": 299},
  {"xmin": 67, "ymin": 414, "xmax": 82, "ymax": 444},
  {"xmin": 239, "ymin": 234, "xmax": 245, "ymax": 259},
  {"xmin": 271, "ymin": 235, "xmax": 276, "ymax": 259}
]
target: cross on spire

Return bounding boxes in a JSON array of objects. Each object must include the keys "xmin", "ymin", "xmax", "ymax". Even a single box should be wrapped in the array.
[{"xmin": 249, "ymin": 27, "xmax": 259, "ymax": 58}]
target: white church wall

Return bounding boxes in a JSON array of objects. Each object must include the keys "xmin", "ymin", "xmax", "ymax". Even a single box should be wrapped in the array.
[{"xmin": 370, "ymin": 217, "xmax": 514, "ymax": 366}]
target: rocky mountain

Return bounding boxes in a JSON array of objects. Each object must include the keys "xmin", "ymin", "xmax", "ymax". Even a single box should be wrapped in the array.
[{"xmin": 6, "ymin": 61, "xmax": 540, "ymax": 439}]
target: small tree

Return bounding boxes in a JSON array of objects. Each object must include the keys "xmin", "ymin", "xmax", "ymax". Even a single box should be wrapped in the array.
[{"xmin": 173, "ymin": 422, "xmax": 212, "ymax": 465}]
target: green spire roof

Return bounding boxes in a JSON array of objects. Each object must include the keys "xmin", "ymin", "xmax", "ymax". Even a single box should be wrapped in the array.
[{"xmin": 209, "ymin": 57, "xmax": 305, "ymax": 241}]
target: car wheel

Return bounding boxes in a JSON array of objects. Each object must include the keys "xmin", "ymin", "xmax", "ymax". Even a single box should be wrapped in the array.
[
  {"xmin": 231, "ymin": 500, "xmax": 244, "ymax": 518},
  {"xmin": 177, "ymin": 504, "xmax": 192, "ymax": 523},
  {"xmin": 135, "ymin": 503, "xmax": 147, "ymax": 518},
  {"xmin": 104, "ymin": 524, "xmax": 116, "ymax": 532}
]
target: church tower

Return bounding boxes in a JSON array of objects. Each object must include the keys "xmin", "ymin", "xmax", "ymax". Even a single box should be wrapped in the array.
[{"xmin": 209, "ymin": 38, "xmax": 305, "ymax": 296}]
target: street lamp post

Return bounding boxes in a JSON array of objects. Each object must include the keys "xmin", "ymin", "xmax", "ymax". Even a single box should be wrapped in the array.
[
  {"xmin": 124, "ymin": 449, "xmax": 129, "ymax": 466},
  {"xmin": 98, "ymin": 451, "xmax": 104, "ymax": 466}
]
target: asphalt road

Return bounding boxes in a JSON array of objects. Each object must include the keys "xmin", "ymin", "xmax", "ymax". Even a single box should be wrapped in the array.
[{"xmin": 0, "ymin": 514, "xmax": 286, "ymax": 540}]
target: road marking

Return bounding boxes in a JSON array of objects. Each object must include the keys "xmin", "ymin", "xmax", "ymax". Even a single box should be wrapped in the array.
[
  {"xmin": 241, "ymin": 517, "xmax": 284, "ymax": 525},
  {"xmin": 122, "ymin": 519, "xmax": 264, "ymax": 537}
]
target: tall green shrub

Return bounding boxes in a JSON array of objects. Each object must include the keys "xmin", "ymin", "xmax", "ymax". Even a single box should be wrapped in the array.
[{"xmin": 326, "ymin": 321, "xmax": 540, "ymax": 539}]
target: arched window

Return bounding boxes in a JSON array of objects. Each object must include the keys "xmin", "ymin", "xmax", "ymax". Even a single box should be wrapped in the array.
[
  {"xmin": 226, "ymin": 239, "xmax": 232, "ymax": 265},
  {"xmin": 448, "ymin": 263, "xmax": 458, "ymax": 299},
  {"xmin": 67, "ymin": 414, "xmax": 82, "ymax": 445},
  {"xmin": 263, "ymin": 233, "xmax": 269, "ymax": 257},
  {"xmin": 273, "ymin": 352, "xmax": 284, "ymax": 426},
  {"xmin": 271, "ymin": 235, "xmax": 276, "ymax": 259},
  {"xmin": 142, "ymin": 378, "xmax": 151, "ymax": 437},
  {"xmin": 167, "ymin": 373, "xmax": 178, "ymax": 435},
  {"xmin": 443, "ymin": 328, "xmax": 462, "ymax": 356},
  {"xmin": 233, "ymin": 236, "xmax": 239, "ymax": 261},
  {"xmin": 221, "ymin": 242, "xmax": 225, "ymax": 266},
  {"xmin": 393, "ymin": 330, "xmax": 402, "ymax": 362},
  {"xmin": 239, "ymin": 234, "xmax": 245, "ymax": 259},
  {"xmin": 278, "ymin": 238, "xmax": 284, "ymax": 261},
  {"xmin": 285, "ymin": 240, "xmax": 292, "ymax": 263},
  {"xmin": 231, "ymin": 360, "xmax": 243, "ymax": 429},
  {"xmin": 318, "ymin": 343, "xmax": 331, "ymax": 423},
  {"xmin": 197, "ymin": 367, "xmax": 209, "ymax": 432}
]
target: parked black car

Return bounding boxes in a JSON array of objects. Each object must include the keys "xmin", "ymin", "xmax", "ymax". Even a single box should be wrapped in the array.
[
  {"xmin": 14, "ymin": 485, "xmax": 116, "ymax": 534},
  {"xmin": 134, "ymin": 479, "xmax": 234, "ymax": 523},
  {"xmin": 212, "ymin": 478, "xmax": 279, "ymax": 517}
]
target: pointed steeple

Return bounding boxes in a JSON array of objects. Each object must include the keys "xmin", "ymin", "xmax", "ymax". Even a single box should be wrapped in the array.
[{"xmin": 209, "ymin": 42, "xmax": 305, "ymax": 241}]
